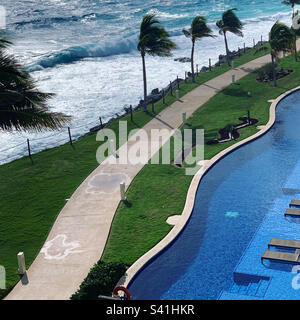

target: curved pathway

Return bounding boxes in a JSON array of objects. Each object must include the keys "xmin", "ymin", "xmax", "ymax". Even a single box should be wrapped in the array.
[{"xmin": 6, "ymin": 53, "xmax": 273, "ymax": 300}]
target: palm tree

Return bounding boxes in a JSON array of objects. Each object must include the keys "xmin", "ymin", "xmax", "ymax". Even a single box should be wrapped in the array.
[
  {"xmin": 182, "ymin": 16, "xmax": 215, "ymax": 82},
  {"xmin": 216, "ymin": 8, "xmax": 243, "ymax": 66},
  {"xmin": 282, "ymin": 0, "xmax": 300, "ymax": 17},
  {"xmin": 224, "ymin": 124, "xmax": 235, "ymax": 140},
  {"xmin": 0, "ymin": 34, "xmax": 70, "ymax": 132},
  {"xmin": 137, "ymin": 14, "xmax": 176, "ymax": 112},
  {"xmin": 283, "ymin": 1, "xmax": 300, "ymax": 61},
  {"xmin": 269, "ymin": 22, "xmax": 295, "ymax": 86}
]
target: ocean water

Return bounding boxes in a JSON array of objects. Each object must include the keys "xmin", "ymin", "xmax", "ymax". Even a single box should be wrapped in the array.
[{"xmin": 0, "ymin": 0, "xmax": 294, "ymax": 163}]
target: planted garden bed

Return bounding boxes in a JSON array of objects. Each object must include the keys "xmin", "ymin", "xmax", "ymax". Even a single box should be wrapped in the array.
[{"xmin": 206, "ymin": 116, "xmax": 258, "ymax": 145}]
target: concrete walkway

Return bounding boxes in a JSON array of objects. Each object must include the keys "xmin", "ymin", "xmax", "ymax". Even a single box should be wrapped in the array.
[{"xmin": 6, "ymin": 53, "xmax": 271, "ymax": 300}]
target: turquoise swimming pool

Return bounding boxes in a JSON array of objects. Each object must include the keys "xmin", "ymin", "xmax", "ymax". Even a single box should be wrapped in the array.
[{"xmin": 128, "ymin": 90, "xmax": 300, "ymax": 300}]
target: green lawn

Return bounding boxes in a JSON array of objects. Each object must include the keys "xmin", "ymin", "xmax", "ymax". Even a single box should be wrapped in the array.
[
  {"xmin": 101, "ymin": 54, "xmax": 300, "ymax": 266},
  {"xmin": 0, "ymin": 44, "xmax": 277, "ymax": 299}
]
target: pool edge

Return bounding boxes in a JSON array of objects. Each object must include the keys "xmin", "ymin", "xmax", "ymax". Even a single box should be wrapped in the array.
[{"xmin": 118, "ymin": 86, "xmax": 300, "ymax": 291}]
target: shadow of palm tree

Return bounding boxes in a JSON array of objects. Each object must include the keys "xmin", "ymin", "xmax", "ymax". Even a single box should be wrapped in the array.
[
  {"xmin": 153, "ymin": 116, "xmax": 175, "ymax": 130},
  {"xmin": 222, "ymin": 87, "xmax": 250, "ymax": 97},
  {"xmin": 239, "ymin": 66, "xmax": 257, "ymax": 73}
]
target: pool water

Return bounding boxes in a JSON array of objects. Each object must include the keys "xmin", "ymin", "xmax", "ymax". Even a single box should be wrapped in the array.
[{"xmin": 128, "ymin": 90, "xmax": 300, "ymax": 300}]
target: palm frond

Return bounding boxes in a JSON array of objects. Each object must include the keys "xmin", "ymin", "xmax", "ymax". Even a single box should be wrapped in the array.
[
  {"xmin": 222, "ymin": 8, "xmax": 243, "ymax": 29},
  {"xmin": 216, "ymin": 19, "xmax": 224, "ymax": 30},
  {"xmin": 0, "ymin": 34, "xmax": 71, "ymax": 132},
  {"xmin": 0, "ymin": 33, "xmax": 12, "ymax": 50},
  {"xmin": 222, "ymin": 26, "xmax": 243, "ymax": 37},
  {"xmin": 190, "ymin": 16, "xmax": 216, "ymax": 40},
  {"xmin": 269, "ymin": 21, "xmax": 295, "ymax": 59},
  {"xmin": 216, "ymin": 8, "xmax": 243, "ymax": 36},
  {"xmin": 0, "ymin": 107, "xmax": 70, "ymax": 132},
  {"xmin": 137, "ymin": 14, "xmax": 177, "ymax": 56},
  {"xmin": 216, "ymin": 9, "xmax": 243, "ymax": 37},
  {"xmin": 282, "ymin": 0, "xmax": 300, "ymax": 6},
  {"xmin": 182, "ymin": 28, "xmax": 192, "ymax": 38}
]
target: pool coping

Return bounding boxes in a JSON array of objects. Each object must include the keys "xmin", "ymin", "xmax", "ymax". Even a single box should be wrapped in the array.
[{"xmin": 118, "ymin": 85, "xmax": 300, "ymax": 291}]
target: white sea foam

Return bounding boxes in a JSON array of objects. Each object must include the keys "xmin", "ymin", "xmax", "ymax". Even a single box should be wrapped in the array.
[
  {"xmin": 147, "ymin": 8, "xmax": 189, "ymax": 20},
  {"xmin": 0, "ymin": 0, "xmax": 295, "ymax": 164},
  {"xmin": 26, "ymin": 35, "xmax": 139, "ymax": 71}
]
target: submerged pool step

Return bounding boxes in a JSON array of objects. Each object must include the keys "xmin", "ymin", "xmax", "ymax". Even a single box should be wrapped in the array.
[
  {"xmin": 246, "ymin": 281, "xmax": 259, "ymax": 296},
  {"xmin": 255, "ymin": 279, "xmax": 270, "ymax": 297},
  {"xmin": 229, "ymin": 273, "xmax": 271, "ymax": 298}
]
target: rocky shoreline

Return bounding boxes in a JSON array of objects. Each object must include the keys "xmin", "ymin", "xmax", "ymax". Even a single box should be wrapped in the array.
[{"xmin": 90, "ymin": 42, "xmax": 266, "ymax": 134}]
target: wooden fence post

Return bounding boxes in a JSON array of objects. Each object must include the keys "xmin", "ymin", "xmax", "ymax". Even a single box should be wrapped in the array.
[
  {"xmin": 68, "ymin": 127, "xmax": 72, "ymax": 145},
  {"xmin": 130, "ymin": 105, "xmax": 133, "ymax": 122},
  {"xmin": 27, "ymin": 138, "xmax": 32, "ymax": 162}
]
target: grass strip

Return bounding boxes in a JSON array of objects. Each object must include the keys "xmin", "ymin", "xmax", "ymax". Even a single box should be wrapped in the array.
[
  {"xmin": 101, "ymin": 54, "xmax": 300, "ymax": 266},
  {"xmin": 0, "ymin": 45, "xmax": 272, "ymax": 298}
]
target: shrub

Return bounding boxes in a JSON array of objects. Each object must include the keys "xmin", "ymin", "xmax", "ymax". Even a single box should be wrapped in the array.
[
  {"xmin": 70, "ymin": 261, "xmax": 127, "ymax": 300},
  {"xmin": 257, "ymin": 62, "xmax": 280, "ymax": 81},
  {"xmin": 0, "ymin": 288, "xmax": 10, "ymax": 300}
]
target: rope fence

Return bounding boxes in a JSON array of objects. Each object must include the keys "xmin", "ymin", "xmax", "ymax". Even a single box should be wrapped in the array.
[
  {"xmin": 0, "ymin": 37, "xmax": 266, "ymax": 165},
  {"xmin": 0, "ymin": 119, "xmax": 100, "ymax": 164}
]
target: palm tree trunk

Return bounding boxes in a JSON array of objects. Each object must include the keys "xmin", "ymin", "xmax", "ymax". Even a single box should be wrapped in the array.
[
  {"xmin": 141, "ymin": 52, "xmax": 147, "ymax": 112},
  {"xmin": 295, "ymin": 33, "xmax": 298, "ymax": 62},
  {"xmin": 271, "ymin": 52, "xmax": 277, "ymax": 87},
  {"xmin": 292, "ymin": 4, "xmax": 298, "ymax": 62},
  {"xmin": 293, "ymin": 4, "xmax": 295, "ymax": 18},
  {"xmin": 224, "ymin": 31, "xmax": 230, "ymax": 66},
  {"xmin": 191, "ymin": 39, "xmax": 195, "ymax": 82}
]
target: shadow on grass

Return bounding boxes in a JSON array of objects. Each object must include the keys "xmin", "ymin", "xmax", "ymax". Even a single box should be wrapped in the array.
[
  {"xmin": 204, "ymin": 129, "xmax": 219, "ymax": 141},
  {"xmin": 222, "ymin": 87, "xmax": 250, "ymax": 97},
  {"xmin": 128, "ymin": 120, "xmax": 143, "ymax": 128},
  {"xmin": 122, "ymin": 199, "xmax": 132, "ymax": 208}
]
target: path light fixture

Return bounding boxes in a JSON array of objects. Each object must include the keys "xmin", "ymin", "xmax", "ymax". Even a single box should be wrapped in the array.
[
  {"xmin": 182, "ymin": 112, "xmax": 187, "ymax": 125},
  {"xmin": 120, "ymin": 182, "xmax": 126, "ymax": 201},
  {"xmin": 17, "ymin": 252, "xmax": 26, "ymax": 275}
]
